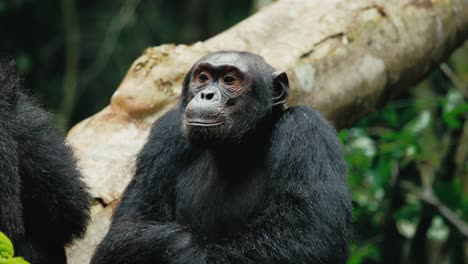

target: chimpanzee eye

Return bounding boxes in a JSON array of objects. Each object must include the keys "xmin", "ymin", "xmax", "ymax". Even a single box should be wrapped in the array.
[
  {"xmin": 198, "ymin": 72, "xmax": 209, "ymax": 82},
  {"xmin": 223, "ymin": 76, "xmax": 236, "ymax": 84}
]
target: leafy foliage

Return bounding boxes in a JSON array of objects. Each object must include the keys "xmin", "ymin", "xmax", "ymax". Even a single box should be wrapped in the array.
[{"xmin": 341, "ymin": 45, "xmax": 468, "ymax": 263}]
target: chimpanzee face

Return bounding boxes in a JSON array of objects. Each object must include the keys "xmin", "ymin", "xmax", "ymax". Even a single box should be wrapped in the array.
[{"xmin": 181, "ymin": 51, "xmax": 289, "ymax": 146}]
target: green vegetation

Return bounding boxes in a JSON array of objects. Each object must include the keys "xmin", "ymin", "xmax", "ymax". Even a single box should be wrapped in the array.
[
  {"xmin": 342, "ymin": 46, "xmax": 468, "ymax": 263},
  {"xmin": 0, "ymin": 232, "xmax": 29, "ymax": 264}
]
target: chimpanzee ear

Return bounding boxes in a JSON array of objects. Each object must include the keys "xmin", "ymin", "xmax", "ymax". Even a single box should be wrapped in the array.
[{"xmin": 272, "ymin": 71, "xmax": 289, "ymax": 106}]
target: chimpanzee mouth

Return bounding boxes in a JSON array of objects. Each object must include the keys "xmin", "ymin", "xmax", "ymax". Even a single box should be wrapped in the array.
[{"xmin": 184, "ymin": 119, "xmax": 224, "ymax": 127}]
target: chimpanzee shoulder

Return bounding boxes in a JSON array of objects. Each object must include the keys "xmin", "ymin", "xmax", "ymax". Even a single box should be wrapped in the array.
[
  {"xmin": 0, "ymin": 60, "xmax": 91, "ymax": 264},
  {"xmin": 91, "ymin": 51, "xmax": 351, "ymax": 264}
]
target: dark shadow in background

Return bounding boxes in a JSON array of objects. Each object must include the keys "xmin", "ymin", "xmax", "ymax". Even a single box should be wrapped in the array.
[{"xmin": 0, "ymin": 0, "xmax": 252, "ymax": 128}]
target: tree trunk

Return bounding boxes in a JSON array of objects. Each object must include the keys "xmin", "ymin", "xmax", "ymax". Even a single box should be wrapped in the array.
[{"xmin": 65, "ymin": 0, "xmax": 468, "ymax": 262}]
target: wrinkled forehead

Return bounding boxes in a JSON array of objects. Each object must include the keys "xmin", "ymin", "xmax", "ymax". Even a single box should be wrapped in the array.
[{"xmin": 196, "ymin": 53, "xmax": 251, "ymax": 72}]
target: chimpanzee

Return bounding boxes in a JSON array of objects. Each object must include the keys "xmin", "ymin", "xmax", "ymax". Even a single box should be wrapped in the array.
[
  {"xmin": 91, "ymin": 51, "xmax": 352, "ymax": 264},
  {"xmin": 0, "ymin": 60, "xmax": 91, "ymax": 264}
]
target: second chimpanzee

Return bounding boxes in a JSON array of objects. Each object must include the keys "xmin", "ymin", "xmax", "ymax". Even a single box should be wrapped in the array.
[
  {"xmin": 91, "ymin": 51, "xmax": 352, "ymax": 264},
  {"xmin": 0, "ymin": 61, "xmax": 91, "ymax": 264}
]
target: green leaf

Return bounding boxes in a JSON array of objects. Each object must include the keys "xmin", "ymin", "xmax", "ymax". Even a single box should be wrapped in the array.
[
  {"xmin": 0, "ymin": 232, "xmax": 14, "ymax": 259},
  {"xmin": 0, "ymin": 257, "xmax": 30, "ymax": 264},
  {"xmin": 434, "ymin": 179, "xmax": 462, "ymax": 210},
  {"xmin": 348, "ymin": 243, "xmax": 380, "ymax": 264},
  {"xmin": 428, "ymin": 216, "xmax": 449, "ymax": 241},
  {"xmin": 0, "ymin": 233, "xmax": 30, "ymax": 264},
  {"xmin": 442, "ymin": 103, "xmax": 468, "ymax": 129}
]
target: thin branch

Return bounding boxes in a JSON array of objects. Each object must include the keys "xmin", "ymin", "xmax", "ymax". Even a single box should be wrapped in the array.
[
  {"xmin": 60, "ymin": 0, "xmax": 80, "ymax": 129},
  {"xmin": 400, "ymin": 181, "xmax": 468, "ymax": 239},
  {"xmin": 440, "ymin": 63, "xmax": 468, "ymax": 100},
  {"xmin": 78, "ymin": 0, "xmax": 141, "ymax": 98},
  {"xmin": 419, "ymin": 189, "xmax": 468, "ymax": 239}
]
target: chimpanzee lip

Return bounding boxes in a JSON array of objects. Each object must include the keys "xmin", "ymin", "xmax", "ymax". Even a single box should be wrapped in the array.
[{"xmin": 184, "ymin": 119, "xmax": 224, "ymax": 127}]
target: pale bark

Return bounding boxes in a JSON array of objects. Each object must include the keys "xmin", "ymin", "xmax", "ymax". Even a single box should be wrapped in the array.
[{"xmin": 66, "ymin": 0, "xmax": 468, "ymax": 262}]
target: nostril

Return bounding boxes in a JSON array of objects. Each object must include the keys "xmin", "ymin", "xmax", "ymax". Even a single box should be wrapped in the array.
[
  {"xmin": 199, "ymin": 91, "xmax": 216, "ymax": 101},
  {"xmin": 206, "ymin": 93, "xmax": 214, "ymax": 100}
]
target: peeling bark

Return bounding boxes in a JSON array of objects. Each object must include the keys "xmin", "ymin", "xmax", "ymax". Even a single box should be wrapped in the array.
[{"xmin": 66, "ymin": 0, "xmax": 468, "ymax": 262}]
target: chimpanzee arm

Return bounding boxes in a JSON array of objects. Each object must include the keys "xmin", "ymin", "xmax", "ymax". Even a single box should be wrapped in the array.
[
  {"xmin": 0, "ymin": 122, "xmax": 25, "ymax": 241},
  {"xmin": 175, "ymin": 106, "xmax": 352, "ymax": 264},
  {"xmin": 0, "ymin": 121, "xmax": 39, "ymax": 262},
  {"xmin": 93, "ymin": 106, "xmax": 352, "ymax": 264},
  {"xmin": 0, "ymin": 62, "xmax": 25, "ymax": 245},
  {"xmin": 15, "ymin": 96, "xmax": 91, "ymax": 246},
  {"xmin": 91, "ymin": 109, "xmax": 199, "ymax": 264}
]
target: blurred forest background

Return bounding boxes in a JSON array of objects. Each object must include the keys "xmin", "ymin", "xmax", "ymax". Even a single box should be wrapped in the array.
[{"xmin": 0, "ymin": 0, "xmax": 466, "ymax": 263}]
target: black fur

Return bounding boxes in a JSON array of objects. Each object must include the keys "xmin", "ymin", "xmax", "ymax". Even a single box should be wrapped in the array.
[
  {"xmin": 92, "ymin": 51, "xmax": 352, "ymax": 264},
  {"xmin": 0, "ymin": 60, "xmax": 91, "ymax": 264}
]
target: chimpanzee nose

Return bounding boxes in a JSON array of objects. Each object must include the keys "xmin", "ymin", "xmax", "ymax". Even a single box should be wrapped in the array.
[{"xmin": 200, "ymin": 90, "xmax": 215, "ymax": 101}]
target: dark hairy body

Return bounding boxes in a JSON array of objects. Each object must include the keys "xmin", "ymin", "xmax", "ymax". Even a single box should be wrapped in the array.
[
  {"xmin": 92, "ymin": 51, "xmax": 352, "ymax": 264},
  {"xmin": 0, "ymin": 61, "xmax": 91, "ymax": 264}
]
